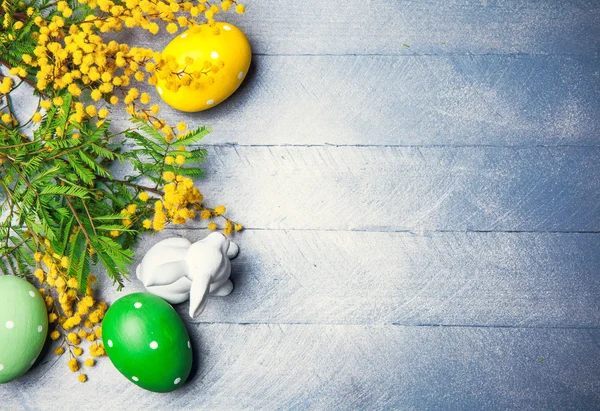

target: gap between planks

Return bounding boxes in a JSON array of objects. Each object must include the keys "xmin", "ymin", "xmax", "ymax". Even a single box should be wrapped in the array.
[
  {"xmin": 163, "ymin": 226, "xmax": 600, "ymax": 234},
  {"xmin": 251, "ymin": 52, "xmax": 600, "ymax": 57},
  {"xmin": 184, "ymin": 321, "xmax": 600, "ymax": 331},
  {"xmin": 119, "ymin": 143, "xmax": 600, "ymax": 149}
]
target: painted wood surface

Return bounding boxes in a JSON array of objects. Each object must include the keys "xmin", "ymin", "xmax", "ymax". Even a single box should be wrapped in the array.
[
  {"xmin": 117, "ymin": 0, "xmax": 600, "ymax": 56},
  {"xmin": 111, "ymin": 55, "xmax": 600, "ymax": 146},
  {"xmin": 123, "ymin": 229, "xmax": 600, "ymax": 328},
  {"xmin": 2, "ymin": 0, "xmax": 600, "ymax": 409},
  {"xmin": 115, "ymin": 145, "xmax": 600, "ymax": 232},
  {"xmin": 3, "ymin": 325, "xmax": 600, "ymax": 409}
]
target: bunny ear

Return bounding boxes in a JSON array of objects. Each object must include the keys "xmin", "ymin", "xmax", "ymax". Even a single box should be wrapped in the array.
[{"xmin": 189, "ymin": 273, "xmax": 211, "ymax": 318}]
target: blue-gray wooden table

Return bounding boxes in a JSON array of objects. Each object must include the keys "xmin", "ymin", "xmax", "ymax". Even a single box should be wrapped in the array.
[{"xmin": 2, "ymin": 1, "xmax": 600, "ymax": 409}]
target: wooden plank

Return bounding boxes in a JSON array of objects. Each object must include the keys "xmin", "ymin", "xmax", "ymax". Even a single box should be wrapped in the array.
[
  {"xmin": 115, "ymin": 145, "xmax": 600, "ymax": 232},
  {"xmin": 117, "ymin": 0, "xmax": 600, "ymax": 55},
  {"xmin": 2, "ymin": 325, "xmax": 599, "ymax": 409},
  {"xmin": 104, "ymin": 230, "xmax": 600, "ymax": 328},
  {"xmin": 111, "ymin": 55, "xmax": 600, "ymax": 146}
]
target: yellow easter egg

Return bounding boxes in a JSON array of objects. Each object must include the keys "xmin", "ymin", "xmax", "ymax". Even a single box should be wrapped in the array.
[{"xmin": 156, "ymin": 22, "xmax": 251, "ymax": 112}]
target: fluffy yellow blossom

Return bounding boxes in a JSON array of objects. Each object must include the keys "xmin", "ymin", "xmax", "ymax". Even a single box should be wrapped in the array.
[
  {"xmin": 140, "ymin": 92, "xmax": 151, "ymax": 104},
  {"xmin": 207, "ymin": 222, "xmax": 217, "ymax": 231},
  {"xmin": 139, "ymin": 192, "xmax": 149, "ymax": 201},
  {"xmin": 81, "ymin": 296, "xmax": 95, "ymax": 307},
  {"xmin": 34, "ymin": 268, "xmax": 45, "ymax": 282},
  {"xmin": 68, "ymin": 358, "xmax": 79, "ymax": 372},
  {"xmin": 50, "ymin": 330, "xmax": 61, "ymax": 340},
  {"xmin": 55, "ymin": 276, "xmax": 66, "ymax": 289},
  {"xmin": 84, "ymin": 359, "xmax": 95, "ymax": 367},
  {"xmin": 166, "ymin": 23, "xmax": 178, "ymax": 33},
  {"xmin": 91, "ymin": 89, "xmax": 102, "ymax": 101},
  {"xmin": 89, "ymin": 343, "xmax": 106, "ymax": 357},
  {"xmin": 175, "ymin": 155, "xmax": 185, "ymax": 165},
  {"xmin": 55, "ymin": 347, "xmax": 65, "ymax": 355},
  {"xmin": 85, "ymin": 105, "xmax": 97, "ymax": 117},
  {"xmin": 67, "ymin": 333, "xmax": 81, "ymax": 345},
  {"xmin": 32, "ymin": 112, "xmax": 42, "ymax": 122},
  {"xmin": 142, "ymin": 219, "xmax": 152, "ymax": 229},
  {"xmin": 214, "ymin": 205, "xmax": 226, "ymax": 216},
  {"xmin": 165, "ymin": 156, "xmax": 175, "ymax": 165},
  {"xmin": 163, "ymin": 171, "xmax": 175, "ymax": 181},
  {"xmin": 73, "ymin": 347, "xmax": 83, "ymax": 356},
  {"xmin": 49, "ymin": 313, "xmax": 58, "ymax": 323},
  {"xmin": 78, "ymin": 374, "xmax": 87, "ymax": 383}
]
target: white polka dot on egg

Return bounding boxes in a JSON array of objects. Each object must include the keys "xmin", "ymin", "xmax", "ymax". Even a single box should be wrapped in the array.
[
  {"xmin": 187, "ymin": 341, "xmax": 191, "ymax": 349},
  {"xmin": 132, "ymin": 376, "xmax": 139, "ymax": 382},
  {"xmin": 223, "ymin": 25, "xmax": 231, "ymax": 31},
  {"xmin": 0, "ymin": 364, "xmax": 4, "ymax": 371},
  {"xmin": 150, "ymin": 341, "xmax": 158, "ymax": 349},
  {"xmin": 37, "ymin": 325, "xmax": 43, "ymax": 333},
  {"xmin": 210, "ymin": 51, "xmax": 219, "ymax": 59},
  {"xmin": 29, "ymin": 291, "xmax": 35, "ymax": 297},
  {"xmin": 5, "ymin": 321, "xmax": 14, "ymax": 329},
  {"xmin": 180, "ymin": 33, "xmax": 188, "ymax": 38},
  {"xmin": 134, "ymin": 302, "xmax": 142, "ymax": 309},
  {"xmin": 206, "ymin": 99, "xmax": 214, "ymax": 105},
  {"xmin": 174, "ymin": 377, "xmax": 181, "ymax": 385},
  {"xmin": 107, "ymin": 339, "xmax": 113, "ymax": 348},
  {"xmin": 157, "ymin": 86, "xmax": 163, "ymax": 95},
  {"xmin": 238, "ymin": 72, "xmax": 244, "ymax": 80}
]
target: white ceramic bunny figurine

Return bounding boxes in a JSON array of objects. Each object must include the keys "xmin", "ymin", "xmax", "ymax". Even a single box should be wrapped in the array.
[{"xmin": 136, "ymin": 232, "xmax": 239, "ymax": 318}]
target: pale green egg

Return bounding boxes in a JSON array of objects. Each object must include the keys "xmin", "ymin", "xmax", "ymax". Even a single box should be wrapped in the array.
[{"xmin": 0, "ymin": 275, "xmax": 48, "ymax": 383}]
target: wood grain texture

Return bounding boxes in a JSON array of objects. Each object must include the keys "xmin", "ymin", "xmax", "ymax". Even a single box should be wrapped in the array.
[
  {"xmin": 1, "ymin": 325, "xmax": 599, "ymax": 410},
  {"xmin": 117, "ymin": 0, "xmax": 600, "ymax": 56},
  {"xmin": 107, "ymin": 229, "xmax": 600, "ymax": 328},
  {"xmin": 114, "ymin": 145, "xmax": 600, "ymax": 232},
  {"xmin": 3, "ymin": 0, "xmax": 600, "ymax": 408},
  {"xmin": 112, "ymin": 55, "xmax": 600, "ymax": 146}
]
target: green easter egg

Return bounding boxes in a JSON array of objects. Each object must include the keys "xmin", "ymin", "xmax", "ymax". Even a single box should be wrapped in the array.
[
  {"xmin": 0, "ymin": 275, "xmax": 48, "ymax": 383},
  {"xmin": 102, "ymin": 293, "xmax": 192, "ymax": 392}
]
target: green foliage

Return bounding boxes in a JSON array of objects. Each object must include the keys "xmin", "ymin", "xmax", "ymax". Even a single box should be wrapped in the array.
[
  {"xmin": 125, "ymin": 117, "xmax": 208, "ymax": 184},
  {"xmin": 0, "ymin": 101, "xmax": 211, "ymax": 290}
]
